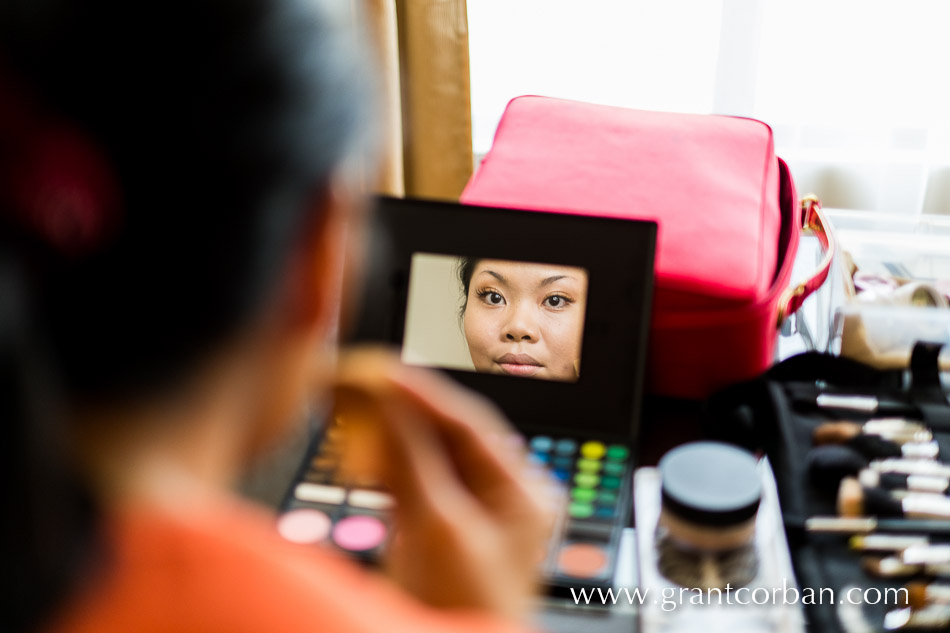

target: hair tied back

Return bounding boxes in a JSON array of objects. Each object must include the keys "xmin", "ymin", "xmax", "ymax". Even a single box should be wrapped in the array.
[{"xmin": 0, "ymin": 59, "xmax": 121, "ymax": 258}]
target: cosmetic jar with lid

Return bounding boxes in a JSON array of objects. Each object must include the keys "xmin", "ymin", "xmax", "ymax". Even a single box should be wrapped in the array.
[{"xmin": 656, "ymin": 441, "xmax": 762, "ymax": 589}]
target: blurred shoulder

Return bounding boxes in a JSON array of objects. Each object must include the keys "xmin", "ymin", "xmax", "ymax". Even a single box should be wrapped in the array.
[
  {"xmin": 50, "ymin": 496, "xmax": 376, "ymax": 633},
  {"xmin": 49, "ymin": 495, "xmax": 528, "ymax": 633}
]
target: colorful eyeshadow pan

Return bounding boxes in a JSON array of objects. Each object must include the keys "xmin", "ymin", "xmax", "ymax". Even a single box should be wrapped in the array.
[
  {"xmin": 278, "ymin": 509, "xmax": 332, "ymax": 544},
  {"xmin": 295, "ymin": 483, "xmax": 346, "ymax": 504},
  {"xmin": 558, "ymin": 542, "xmax": 609, "ymax": 578},
  {"xmin": 580, "ymin": 441, "xmax": 606, "ymax": 460},
  {"xmin": 530, "ymin": 435, "xmax": 554, "ymax": 452},
  {"xmin": 607, "ymin": 445, "xmax": 629, "ymax": 461},
  {"xmin": 594, "ymin": 507, "xmax": 615, "ymax": 519},
  {"xmin": 574, "ymin": 472, "xmax": 600, "ymax": 488},
  {"xmin": 572, "ymin": 488, "xmax": 597, "ymax": 503},
  {"xmin": 284, "ymin": 424, "xmax": 631, "ymax": 595},
  {"xmin": 598, "ymin": 490, "xmax": 618, "ymax": 506},
  {"xmin": 552, "ymin": 456, "xmax": 573, "ymax": 470},
  {"xmin": 530, "ymin": 452, "xmax": 550, "ymax": 465},
  {"xmin": 576, "ymin": 458, "xmax": 602, "ymax": 473},
  {"xmin": 348, "ymin": 489, "xmax": 395, "ymax": 510},
  {"xmin": 569, "ymin": 502, "xmax": 595, "ymax": 519},
  {"xmin": 332, "ymin": 515, "xmax": 387, "ymax": 552}
]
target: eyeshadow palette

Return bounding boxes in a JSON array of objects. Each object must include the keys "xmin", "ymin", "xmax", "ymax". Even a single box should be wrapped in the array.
[
  {"xmin": 280, "ymin": 197, "xmax": 656, "ymax": 597},
  {"xmin": 278, "ymin": 422, "xmax": 393, "ymax": 560},
  {"xmin": 279, "ymin": 418, "xmax": 633, "ymax": 594},
  {"xmin": 527, "ymin": 433, "xmax": 632, "ymax": 590}
]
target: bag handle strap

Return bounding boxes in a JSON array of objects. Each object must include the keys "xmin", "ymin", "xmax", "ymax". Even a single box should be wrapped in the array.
[{"xmin": 775, "ymin": 194, "xmax": 836, "ymax": 326}]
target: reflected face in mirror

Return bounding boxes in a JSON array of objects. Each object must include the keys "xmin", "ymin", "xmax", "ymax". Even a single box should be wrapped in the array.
[{"xmin": 460, "ymin": 259, "xmax": 588, "ymax": 381}]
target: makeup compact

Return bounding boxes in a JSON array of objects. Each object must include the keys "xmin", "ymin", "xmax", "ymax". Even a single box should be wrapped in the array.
[
  {"xmin": 634, "ymin": 454, "xmax": 806, "ymax": 633},
  {"xmin": 655, "ymin": 442, "xmax": 762, "ymax": 589},
  {"xmin": 280, "ymin": 196, "xmax": 657, "ymax": 596}
]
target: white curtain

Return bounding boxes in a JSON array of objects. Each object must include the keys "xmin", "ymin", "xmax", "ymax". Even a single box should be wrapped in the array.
[{"xmin": 468, "ymin": 0, "xmax": 950, "ymax": 215}]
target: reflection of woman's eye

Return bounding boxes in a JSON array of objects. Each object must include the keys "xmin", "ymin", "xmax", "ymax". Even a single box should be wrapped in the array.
[
  {"xmin": 543, "ymin": 294, "xmax": 574, "ymax": 309},
  {"xmin": 475, "ymin": 289, "xmax": 506, "ymax": 306}
]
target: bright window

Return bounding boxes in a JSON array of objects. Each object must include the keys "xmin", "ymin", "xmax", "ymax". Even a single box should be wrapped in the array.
[{"xmin": 468, "ymin": 0, "xmax": 950, "ymax": 214}]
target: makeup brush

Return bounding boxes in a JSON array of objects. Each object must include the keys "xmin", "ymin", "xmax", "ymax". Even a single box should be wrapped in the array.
[
  {"xmin": 811, "ymin": 394, "xmax": 919, "ymax": 417},
  {"xmin": 806, "ymin": 517, "xmax": 950, "ymax": 535},
  {"xmin": 860, "ymin": 470, "xmax": 950, "ymax": 495},
  {"xmin": 838, "ymin": 477, "xmax": 950, "ymax": 519},
  {"xmin": 862, "ymin": 418, "xmax": 929, "ymax": 434},
  {"xmin": 810, "ymin": 448, "xmax": 950, "ymax": 489},
  {"xmin": 808, "ymin": 445, "xmax": 868, "ymax": 488},
  {"xmin": 813, "ymin": 420, "xmax": 933, "ymax": 446},
  {"xmin": 864, "ymin": 555, "xmax": 950, "ymax": 579},
  {"xmin": 904, "ymin": 581, "xmax": 950, "ymax": 608},
  {"xmin": 885, "ymin": 605, "xmax": 950, "ymax": 630},
  {"xmin": 902, "ymin": 544, "xmax": 950, "ymax": 566},
  {"xmin": 847, "ymin": 435, "xmax": 939, "ymax": 460},
  {"xmin": 849, "ymin": 534, "xmax": 929, "ymax": 552},
  {"xmin": 872, "ymin": 460, "xmax": 950, "ymax": 479}
]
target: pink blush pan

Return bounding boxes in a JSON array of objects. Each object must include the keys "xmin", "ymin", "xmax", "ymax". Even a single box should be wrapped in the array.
[{"xmin": 332, "ymin": 515, "xmax": 387, "ymax": 552}]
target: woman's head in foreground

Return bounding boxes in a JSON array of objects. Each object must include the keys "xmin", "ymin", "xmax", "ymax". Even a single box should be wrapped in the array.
[
  {"xmin": 0, "ymin": 0, "xmax": 375, "ymax": 629},
  {"xmin": 457, "ymin": 258, "xmax": 588, "ymax": 381}
]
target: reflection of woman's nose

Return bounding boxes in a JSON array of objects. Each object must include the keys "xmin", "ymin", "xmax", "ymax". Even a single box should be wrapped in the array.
[{"xmin": 502, "ymin": 303, "xmax": 538, "ymax": 341}]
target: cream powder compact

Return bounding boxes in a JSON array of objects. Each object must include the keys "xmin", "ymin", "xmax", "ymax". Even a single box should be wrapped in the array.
[{"xmin": 656, "ymin": 441, "xmax": 762, "ymax": 589}]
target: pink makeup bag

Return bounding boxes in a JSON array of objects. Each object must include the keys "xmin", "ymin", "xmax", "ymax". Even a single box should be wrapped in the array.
[{"xmin": 461, "ymin": 96, "xmax": 832, "ymax": 399}]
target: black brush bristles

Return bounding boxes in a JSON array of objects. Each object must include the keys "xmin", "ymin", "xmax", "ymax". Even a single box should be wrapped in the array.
[
  {"xmin": 808, "ymin": 445, "xmax": 868, "ymax": 490},
  {"xmin": 861, "ymin": 486, "xmax": 905, "ymax": 517}
]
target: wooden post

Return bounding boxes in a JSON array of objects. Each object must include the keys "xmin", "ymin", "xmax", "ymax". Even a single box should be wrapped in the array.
[{"xmin": 395, "ymin": 0, "xmax": 473, "ymax": 200}]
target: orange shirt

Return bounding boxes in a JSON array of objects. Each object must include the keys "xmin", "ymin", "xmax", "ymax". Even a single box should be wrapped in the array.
[{"xmin": 49, "ymin": 497, "xmax": 526, "ymax": 633}]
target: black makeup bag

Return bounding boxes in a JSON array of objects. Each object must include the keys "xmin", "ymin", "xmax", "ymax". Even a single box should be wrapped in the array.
[{"xmin": 703, "ymin": 343, "xmax": 950, "ymax": 632}]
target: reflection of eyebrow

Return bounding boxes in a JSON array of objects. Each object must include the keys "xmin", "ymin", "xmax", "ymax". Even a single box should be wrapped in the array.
[
  {"xmin": 485, "ymin": 270, "xmax": 507, "ymax": 284},
  {"xmin": 540, "ymin": 275, "xmax": 571, "ymax": 286}
]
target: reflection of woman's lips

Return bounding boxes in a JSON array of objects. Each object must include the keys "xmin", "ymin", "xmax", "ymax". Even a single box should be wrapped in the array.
[{"xmin": 496, "ymin": 353, "xmax": 543, "ymax": 377}]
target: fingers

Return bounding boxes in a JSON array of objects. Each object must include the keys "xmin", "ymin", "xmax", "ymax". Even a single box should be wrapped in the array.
[
  {"xmin": 332, "ymin": 346, "xmax": 554, "ymax": 531},
  {"xmin": 335, "ymin": 348, "xmax": 523, "ymax": 502},
  {"xmin": 332, "ymin": 376, "xmax": 476, "ymax": 523},
  {"xmin": 374, "ymin": 395, "xmax": 477, "ymax": 522},
  {"xmin": 387, "ymin": 368, "xmax": 557, "ymax": 540},
  {"xmin": 378, "ymin": 364, "xmax": 540, "ymax": 512},
  {"xmin": 330, "ymin": 346, "xmax": 556, "ymax": 618}
]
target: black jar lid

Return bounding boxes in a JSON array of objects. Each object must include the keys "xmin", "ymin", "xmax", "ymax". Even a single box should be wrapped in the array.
[{"xmin": 659, "ymin": 441, "xmax": 761, "ymax": 527}]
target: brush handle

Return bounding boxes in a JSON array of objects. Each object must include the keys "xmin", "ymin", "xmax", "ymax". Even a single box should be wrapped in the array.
[
  {"xmin": 904, "ymin": 606, "xmax": 950, "ymax": 628},
  {"xmin": 904, "ymin": 545, "xmax": 950, "ymax": 566},
  {"xmin": 804, "ymin": 517, "xmax": 950, "ymax": 535},
  {"xmin": 864, "ymin": 471, "xmax": 950, "ymax": 495},
  {"xmin": 864, "ymin": 418, "xmax": 928, "ymax": 434},
  {"xmin": 924, "ymin": 584, "xmax": 950, "ymax": 604},
  {"xmin": 901, "ymin": 442, "xmax": 941, "ymax": 460},
  {"xmin": 852, "ymin": 534, "xmax": 929, "ymax": 551},
  {"xmin": 902, "ymin": 494, "xmax": 950, "ymax": 519},
  {"xmin": 890, "ymin": 473, "xmax": 950, "ymax": 495},
  {"xmin": 873, "ymin": 459, "xmax": 950, "ymax": 479}
]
